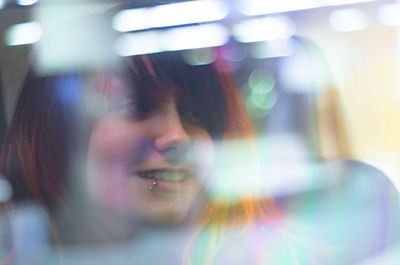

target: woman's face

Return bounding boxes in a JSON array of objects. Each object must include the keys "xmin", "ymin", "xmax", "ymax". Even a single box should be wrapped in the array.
[{"xmin": 87, "ymin": 75, "xmax": 215, "ymax": 225}]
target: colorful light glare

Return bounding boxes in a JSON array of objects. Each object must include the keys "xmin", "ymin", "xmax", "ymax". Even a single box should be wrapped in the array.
[
  {"xmin": 17, "ymin": 0, "xmax": 39, "ymax": 6},
  {"xmin": 182, "ymin": 48, "xmax": 217, "ymax": 66},
  {"xmin": 232, "ymin": 16, "xmax": 295, "ymax": 43},
  {"xmin": 329, "ymin": 8, "xmax": 369, "ymax": 32},
  {"xmin": 112, "ymin": 0, "xmax": 229, "ymax": 32},
  {"xmin": 251, "ymin": 90, "xmax": 278, "ymax": 110},
  {"xmin": 246, "ymin": 69, "xmax": 277, "ymax": 118},
  {"xmin": 115, "ymin": 24, "xmax": 228, "ymax": 56},
  {"xmin": 222, "ymin": 45, "xmax": 247, "ymax": 62},
  {"xmin": 249, "ymin": 69, "xmax": 275, "ymax": 95},
  {"xmin": 5, "ymin": 21, "xmax": 43, "ymax": 46}
]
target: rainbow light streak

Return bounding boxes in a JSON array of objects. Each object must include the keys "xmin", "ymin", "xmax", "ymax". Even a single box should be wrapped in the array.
[
  {"xmin": 4, "ymin": 21, "xmax": 43, "ymax": 46},
  {"xmin": 17, "ymin": 0, "xmax": 39, "ymax": 6},
  {"xmin": 115, "ymin": 24, "xmax": 229, "ymax": 56},
  {"xmin": 232, "ymin": 16, "xmax": 295, "ymax": 43},
  {"xmin": 112, "ymin": 0, "xmax": 229, "ymax": 32}
]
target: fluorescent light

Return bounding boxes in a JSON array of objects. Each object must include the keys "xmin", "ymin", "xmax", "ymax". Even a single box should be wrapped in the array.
[
  {"xmin": 116, "ymin": 24, "xmax": 229, "ymax": 56},
  {"xmin": 377, "ymin": 3, "xmax": 400, "ymax": 27},
  {"xmin": 17, "ymin": 0, "xmax": 39, "ymax": 6},
  {"xmin": 0, "ymin": 0, "xmax": 4, "ymax": 9},
  {"xmin": 151, "ymin": 0, "xmax": 228, "ymax": 28},
  {"xmin": 115, "ymin": 24, "xmax": 229, "ymax": 56},
  {"xmin": 329, "ymin": 8, "xmax": 369, "ymax": 32},
  {"xmin": 238, "ymin": 0, "xmax": 318, "ymax": 16},
  {"xmin": 163, "ymin": 24, "xmax": 228, "ymax": 51},
  {"xmin": 115, "ymin": 31, "xmax": 162, "ymax": 56},
  {"xmin": 232, "ymin": 16, "xmax": 295, "ymax": 43},
  {"xmin": 322, "ymin": 0, "xmax": 378, "ymax": 7},
  {"xmin": 5, "ymin": 22, "xmax": 43, "ymax": 46},
  {"xmin": 238, "ymin": 0, "xmax": 378, "ymax": 16},
  {"xmin": 112, "ymin": 8, "xmax": 152, "ymax": 32},
  {"xmin": 112, "ymin": 0, "xmax": 229, "ymax": 32}
]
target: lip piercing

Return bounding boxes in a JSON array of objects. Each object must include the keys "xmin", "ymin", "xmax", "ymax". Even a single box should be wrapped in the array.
[{"xmin": 148, "ymin": 179, "xmax": 157, "ymax": 191}]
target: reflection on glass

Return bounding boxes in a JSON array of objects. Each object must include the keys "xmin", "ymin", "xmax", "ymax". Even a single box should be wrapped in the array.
[{"xmin": 0, "ymin": 1, "xmax": 399, "ymax": 265}]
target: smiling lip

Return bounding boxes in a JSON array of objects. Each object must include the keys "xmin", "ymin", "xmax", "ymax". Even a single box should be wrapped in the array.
[{"xmin": 133, "ymin": 169, "xmax": 192, "ymax": 191}]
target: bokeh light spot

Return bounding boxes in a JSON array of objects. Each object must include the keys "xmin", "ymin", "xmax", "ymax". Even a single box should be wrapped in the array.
[{"xmin": 182, "ymin": 48, "xmax": 217, "ymax": 66}]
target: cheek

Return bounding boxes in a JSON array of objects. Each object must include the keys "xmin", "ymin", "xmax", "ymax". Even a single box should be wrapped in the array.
[
  {"xmin": 94, "ymin": 168, "xmax": 149, "ymax": 213},
  {"xmin": 88, "ymin": 118, "xmax": 145, "ymax": 163},
  {"xmin": 190, "ymin": 129, "xmax": 216, "ymax": 182},
  {"xmin": 87, "ymin": 118, "xmax": 147, "ymax": 210}
]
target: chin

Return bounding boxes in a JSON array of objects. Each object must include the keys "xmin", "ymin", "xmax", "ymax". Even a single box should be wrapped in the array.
[
  {"xmin": 153, "ymin": 214, "xmax": 187, "ymax": 226},
  {"xmin": 136, "ymin": 182, "xmax": 204, "ymax": 226},
  {"xmin": 143, "ymin": 205, "xmax": 192, "ymax": 226}
]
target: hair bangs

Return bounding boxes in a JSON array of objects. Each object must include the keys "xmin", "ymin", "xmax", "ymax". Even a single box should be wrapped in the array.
[{"xmin": 124, "ymin": 53, "xmax": 226, "ymax": 139}]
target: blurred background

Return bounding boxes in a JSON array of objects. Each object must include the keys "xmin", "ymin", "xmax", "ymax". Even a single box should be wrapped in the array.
[{"xmin": 1, "ymin": 0, "xmax": 400, "ymax": 264}]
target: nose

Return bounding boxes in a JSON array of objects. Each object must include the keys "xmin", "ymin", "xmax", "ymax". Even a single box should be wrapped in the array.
[{"xmin": 153, "ymin": 102, "xmax": 192, "ymax": 154}]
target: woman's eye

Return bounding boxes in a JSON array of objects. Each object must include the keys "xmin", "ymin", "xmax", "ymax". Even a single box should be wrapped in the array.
[
  {"xmin": 180, "ymin": 107, "xmax": 201, "ymax": 122},
  {"xmin": 127, "ymin": 102, "xmax": 147, "ymax": 113},
  {"xmin": 126, "ymin": 101, "xmax": 153, "ymax": 117},
  {"xmin": 112, "ymin": 102, "xmax": 138, "ymax": 113},
  {"xmin": 181, "ymin": 109, "xmax": 195, "ymax": 116},
  {"xmin": 109, "ymin": 101, "xmax": 152, "ymax": 119}
]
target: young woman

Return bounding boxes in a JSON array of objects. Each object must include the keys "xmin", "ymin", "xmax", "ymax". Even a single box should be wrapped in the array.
[{"xmin": 0, "ymin": 51, "xmax": 284, "ymax": 265}]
